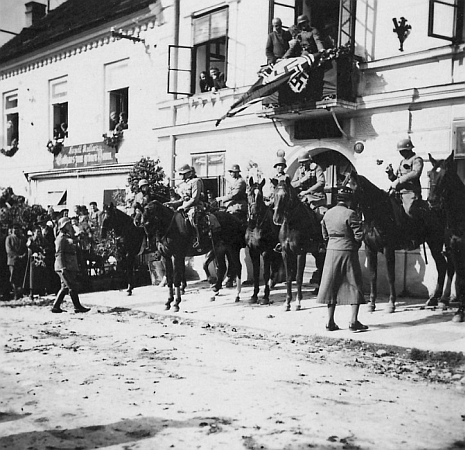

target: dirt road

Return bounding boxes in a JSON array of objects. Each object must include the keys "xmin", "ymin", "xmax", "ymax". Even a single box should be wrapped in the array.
[{"xmin": 1, "ymin": 300, "xmax": 464, "ymax": 450}]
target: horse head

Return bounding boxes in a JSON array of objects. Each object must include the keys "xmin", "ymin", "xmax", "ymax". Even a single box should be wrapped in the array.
[
  {"xmin": 100, "ymin": 203, "xmax": 117, "ymax": 238},
  {"xmin": 247, "ymin": 176, "xmax": 266, "ymax": 224},
  {"xmin": 142, "ymin": 200, "xmax": 174, "ymax": 238},
  {"xmin": 271, "ymin": 177, "xmax": 300, "ymax": 226},
  {"xmin": 427, "ymin": 152, "xmax": 456, "ymax": 208}
]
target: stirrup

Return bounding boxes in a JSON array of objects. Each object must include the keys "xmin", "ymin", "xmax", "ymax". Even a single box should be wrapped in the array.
[
  {"xmin": 193, "ymin": 239, "xmax": 199, "ymax": 248},
  {"xmin": 274, "ymin": 243, "xmax": 282, "ymax": 253}
]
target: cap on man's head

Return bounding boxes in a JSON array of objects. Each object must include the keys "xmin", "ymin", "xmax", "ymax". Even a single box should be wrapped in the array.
[
  {"xmin": 138, "ymin": 179, "xmax": 149, "ymax": 188},
  {"xmin": 228, "ymin": 164, "xmax": 241, "ymax": 173},
  {"xmin": 337, "ymin": 186, "xmax": 354, "ymax": 201},
  {"xmin": 58, "ymin": 217, "xmax": 71, "ymax": 230},
  {"xmin": 178, "ymin": 164, "xmax": 193, "ymax": 175},
  {"xmin": 297, "ymin": 14, "xmax": 309, "ymax": 24}
]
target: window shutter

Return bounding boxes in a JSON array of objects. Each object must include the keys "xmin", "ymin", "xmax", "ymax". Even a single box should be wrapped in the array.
[
  {"xmin": 168, "ymin": 45, "xmax": 194, "ymax": 95},
  {"xmin": 428, "ymin": 0, "xmax": 462, "ymax": 42}
]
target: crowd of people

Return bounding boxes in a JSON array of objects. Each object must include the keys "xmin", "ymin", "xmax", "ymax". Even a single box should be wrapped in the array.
[{"xmin": 0, "ymin": 201, "xmax": 103, "ymax": 307}]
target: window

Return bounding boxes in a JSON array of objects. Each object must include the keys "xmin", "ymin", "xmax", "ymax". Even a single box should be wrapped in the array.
[
  {"xmin": 103, "ymin": 189, "xmax": 126, "ymax": 207},
  {"xmin": 191, "ymin": 152, "xmax": 226, "ymax": 197},
  {"xmin": 48, "ymin": 190, "xmax": 67, "ymax": 210},
  {"xmin": 294, "ymin": 118, "xmax": 343, "ymax": 139},
  {"xmin": 269, "ymin": 0, "xmax": 303, "ymax": 30},
  {"xmin": 452, "ymin": 121, "xmax": 465, "ymax": 182},
  {"xmin": 168, "ymin": 8, "xmax": 229, "ymax": 95},
  {"xmin": 3, "ymin": 91, "xmax": 19, "ymax": 147},
  {"xmin": 428, "ymin": 0, "xmax": 464, "ymax": 43},
  {"xmin": 49, "ymin": 77, "xmax": 68, "ymax": 140},
  {"xmin": 105, "ymin": 60, "xmax": 129, "ymax": 131}
]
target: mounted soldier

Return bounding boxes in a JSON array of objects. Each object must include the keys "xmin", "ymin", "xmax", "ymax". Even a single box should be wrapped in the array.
[
  {"xmin": 165, "ymin": 164, "xmax": 204, "ymax": 248},
  {"xmin": 291, "ymin": 150, "xmax": 326, "ymax": 212},
  {"xmin": 386, "ymin": 137, "xmax": 424, "ymax": 248},
  {"xmin": 133, "ymin": 179, "xmax": 152, "ymax": 226},
  {"xmin": 216, "ymin": 164, "xmax": 247, "ymax": 221}
]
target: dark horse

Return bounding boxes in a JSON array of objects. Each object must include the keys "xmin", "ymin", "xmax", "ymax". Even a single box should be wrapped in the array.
[
  {"xmin": 142, "ymin": 200, "xmax": 245, "ymax": 312},
  {"xmin": 347, "ymin": 171, "xmax": 448, "ymax": 313},
  {"xmin": 100, "ymin": 203, "xmax": 146, "ymax": 296},
  {"xmin": 427, "ymin": 152, "xmax": 465, "ymax": 322},
  {"xmin": 246, "ymin": 177, "xmax": 282, "ymax": 305},
  {"xmin": 271, "ymin": 178, "xmax": 325, "ymax": 311}
]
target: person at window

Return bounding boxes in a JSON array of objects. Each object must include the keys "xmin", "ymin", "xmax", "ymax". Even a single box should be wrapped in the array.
[
  {"xmin": 199, "ymin": 71, "xmax": 213, "ymax": 93},
  {"xmin": 5, "ymin": 223, "xmax": 26, "ymax": 300},
  {"xmin": 209, "ymin": 67, "xmax": 227, "ymax": 92},
  {"xmin": 317, "ymin": 186, "xmax": 367, "ymax": 332},
  {"xmin": 51, "ymin": 217, "xmax": 91, "ymax": 314},
  {"xmin": 115, "ymin": 112, "xmax": 128, "ymax": 132},
  {"xmin": 296, "ymin": 14, "xmax": 325, "ymax": 57},
  {"xmin": 109, "ymin": 111, "xmax": 118, "ymax": 131},
  {"xmin": 266, "ymin": 17, "xmax": 292, "ymax": 65},
  {"xmin": 216, "ymin": 164, "xmax": 247, "ymax": 219},
  {"xmin": 291, "ymin": 150, "xmax": 326, "ymax": 210},
  {"xmin": 165, "ymin": 164, "xmax": 204, "ymax": 248},
  {"xmin": 282, "ymin": 25, "xmax": 302, "ymax": 58}
]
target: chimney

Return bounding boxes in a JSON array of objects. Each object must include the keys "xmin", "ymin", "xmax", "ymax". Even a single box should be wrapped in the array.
[{"xmin": 25, "ymin": 2, "xmax": 47, "ymax": 28}]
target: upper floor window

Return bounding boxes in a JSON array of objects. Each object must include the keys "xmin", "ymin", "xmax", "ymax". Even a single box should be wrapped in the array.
[
  {"xmin": 168, "ymin": 8, "xmax": 229, "ymax": 96},
  {"xmin": 428, "ymin": 0, "xmax": 464, "ymax": 43},
  {"xmin": 269, "ymin": 0, "xmax": 303, "ymax": 31},
  {"xmin": 105, "ymin": 60, "xmax": 129, "ymax": 131},
  {"xmin": 50, "ymin": 77, "xmax": 68, "ymax": 140},
  {"xmin": 3, "ymin": 91, "xmax": 19, "ymax": 147}
]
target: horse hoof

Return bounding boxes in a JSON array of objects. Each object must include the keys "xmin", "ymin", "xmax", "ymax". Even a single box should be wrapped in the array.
[
  {"xmin": 368, "ymin": 302, "xmax": 376, "ymax": 312},
  {"xmin": 225, "ymin": 281, "xmax": 234, "ymax": 289},
  {"xmin": 387, "ymin": 302, "xmax": 396, "ymax": 313},
  {"xmin": 127, "ymin": 291, "xmax": 132, "ymax": 296},
  {"xmin": 425, "ymin": 298, "xmax": 438, "ymax": 307},
  {"xmin": 452, "ymin": 311, "xmax": 464, "ymax": 323},
  {"xmin": 295, "ymin": 304, "xmax": 301, "ymax": 311},
  {"xmin": 173, "ymin": 305, "xmax": 180, "ymax": 313},
  {"xmin": 260, "ymin": 298, "xmax": 270, "ymax": 306},
  {"xmin": 235, "ymin": 297, "xmax": 240, "ymax": 303},
  {"xmin": 249, "ymin": 297, "xmax": 258, "ymax": 304},
  {"xmin": 165, "ymin": 304, "xmax": 171, "ymax": 311},
  {"xmin": 285, "ymin": 304, "xmax": 291, "ymax": 312},
  {"xmin": 210, "ymin": 296, "xmax": 216, "ymax": 302}
]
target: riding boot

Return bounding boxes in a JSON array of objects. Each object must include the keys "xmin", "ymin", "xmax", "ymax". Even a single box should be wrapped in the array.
[
  {"xmin": 193, "ymin": 225, "xmax": 200, "ymax": 248},
  {"xmin": 70, "ymin": 292, "xmax": 91, "ymax": 313},
  {"xmin": 52, "ymin": 288, "xmax": 67, "ymax": 313}
]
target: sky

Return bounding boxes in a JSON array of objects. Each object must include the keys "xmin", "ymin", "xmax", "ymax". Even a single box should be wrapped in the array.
[{"xmin": 0, "ymin": 0, "xmax": 67, "ymax": 47}]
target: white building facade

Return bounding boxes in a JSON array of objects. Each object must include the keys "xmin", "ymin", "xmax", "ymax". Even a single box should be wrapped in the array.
[{"xmin": 1, "ymin": 0, "xmax": 464, "ymax": 294}]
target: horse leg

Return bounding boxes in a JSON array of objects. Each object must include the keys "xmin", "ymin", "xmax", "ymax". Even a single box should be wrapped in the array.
[
  {"xmin": 425, "ymin": 240, "xmax": 448, "ymax": 307},
  {"xmin": 366, "ymin": 246, "xmax": 378, "ymax": 312},
  {"xmin": 172, "ymin": 256, "xmax": 185, "ymax": 312},
  {"xmin": 282, "ymin": 251, "xmax": 294, "ymax": 312},
  {"xmin": 126, "ymin": 257, "xmax": 134, "ymax": 296},
  {"xmin": 385, "ymin": 247, "xmax": 396, "ymax": 313},
  {"xmin": 164, "ymin": 257, "xmax": 174, "ymax": 310},
  {"xmin": 211, "ymin": 247, "xmax": 226, "ymax": 300},
  {"xmin": 261, "ymin": 250, "xmax": 271, "ymax": 305},
  {"xmin": 203, "ymin": 252, "xmax": 216, "ymax": 285},
  {"xmin": 249, "ymin": 247, "xmax": 260, "ymax": 304},
  {"xmin": 440, "ymin": 251, "xmax": 455, "ymax": 308},
  {"xmin": 452, "ymin": 249, "xmax": 465, "ymax": 322},
  {"xmin": 225, "ymin": 249, "xmax": 235, "ymax": 288},
  {"xmin": 294, "ymin": 253, "xmax": 306, "ymax": 311},
  {"xmin": 312, "ymin": 250, "xmax": 325, "ymax": 295},
  {"xmin": 234, "ymin": 254, "xmax": 242, "ymax": 303}
]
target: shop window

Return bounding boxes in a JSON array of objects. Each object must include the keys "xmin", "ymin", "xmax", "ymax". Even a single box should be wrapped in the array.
[
  {"xmin": 168, "ymin": 8, "xmax": 228, "ymax": 95},
  {"xmin": 191, "ymin": 152, "xmax": 226, "ymax": 197},
  {"xmin": 428, "ymin": 0, "xmax": 464, "ymax": 43},
  {"xmin": 4, "ymin": 91, "xmax": 19, "ymax": 147},
  {"xmin": 50, "ymin": 77, "xmax": 68, "ymax": 140}
]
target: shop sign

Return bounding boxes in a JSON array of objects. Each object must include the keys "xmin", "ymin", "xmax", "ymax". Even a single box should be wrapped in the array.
[{"xmin": 53, "ymin": 142, "xmax": 117, "ymax": 168}]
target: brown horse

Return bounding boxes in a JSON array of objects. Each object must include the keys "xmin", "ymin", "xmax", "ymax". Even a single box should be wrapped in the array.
[
  {"xmin": 246, "ymin": 177, "xmax": 282, "ymax": 304},
  {"xmin": 427, "ymin": 152, "xmax": 465, "ymax": 322},
  {"xmin": 271, "ymin": 177, "xmax": 325, "ymax": 311},
  {"xmin": 142, "ymin": 200, "xmax": 245, "ymax": 312},
  {"xmin": 347, "ymin": 171, "xmax": 448, "ymax": 313}
]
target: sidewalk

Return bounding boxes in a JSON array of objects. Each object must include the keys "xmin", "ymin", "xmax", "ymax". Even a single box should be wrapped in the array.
[{"xmin": 80, "ymin": 280, "xmax": 465, "ymax": 354}]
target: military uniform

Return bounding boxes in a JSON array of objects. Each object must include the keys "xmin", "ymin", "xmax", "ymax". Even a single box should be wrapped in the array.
[
  {"xmin": 291, "ymin": 162, "xmax": 326, "ymax": 208},
  {"xmin": 388, "ymin": 152, "xmax": 423, "ymax": 216},
  {"xmin": 177, "ymin": 176, "xmax": 204, "ymax": 211},
  {"xmin": 219, "ymin": 176, "xmax": 247, "ymax": 215}
]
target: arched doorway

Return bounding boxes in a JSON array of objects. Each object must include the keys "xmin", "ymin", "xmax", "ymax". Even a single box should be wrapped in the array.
[{"xmin": 287, "ymin": 148, "xmax": 355, "ymax": 206}]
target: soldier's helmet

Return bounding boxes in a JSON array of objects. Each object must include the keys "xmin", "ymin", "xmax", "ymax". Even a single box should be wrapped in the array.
[
  {"xmin": 138, "ymin": 179, "xmax": 149, "ymax": 188},
  {"xmin": 273, "ymin": 156, "xmax": 287, "ymax": 168},
  {"xmin": 397, "ymin": 138, "xmax": 415, "ymax": 152},
  {"xmin": 58, "ymin": 217, "xmax": 71, "ymax": 230},
  {"xmin": 298, "ymin": 150, "xmax": 311, "ymax": 163},
  {"xmin": 178, "ymin": 164, "xmax": 193, "ymax": 175},
  {"xmin": 228, "ymin": 164, "xmax": 241, "ymax": 173},
  {"xmin": 297, "ymin": 14, "xmax": 310, "ymax": 24}
]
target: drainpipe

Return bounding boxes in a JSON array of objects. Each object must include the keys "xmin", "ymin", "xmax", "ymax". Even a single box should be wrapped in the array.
[{"xmin": 170, "ymin": 0, "xmax": 180, "ymax": 188}]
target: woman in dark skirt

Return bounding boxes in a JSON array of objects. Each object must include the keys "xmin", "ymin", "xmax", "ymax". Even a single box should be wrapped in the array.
[
  {"xmin": 317, "ymin": 187, "xmax": 368, "ymax": 331},
  {"xmin": 23, "ymin": 226, "xmax": 48, "ymax": 298}
]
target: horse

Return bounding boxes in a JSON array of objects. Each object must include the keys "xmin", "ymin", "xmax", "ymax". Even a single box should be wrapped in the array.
[
  {"xmin": 427, "ymin": 152, "xmax": 465, "ymax": 322},
  {"xmin": 142, "ymin": 200, "xmax": 245, "ymax": 312},
  {"xmin": 100, "ymin": 203, "xmax": 147, "ymax": 296},
  {"xmin": 245, "ymin": 177, "xmax": 282, "ymax": 305},
  {"xmin": 271, "ymin": 177, "xmax": 325, "ymax": 311},
  {"xmin": 347, "ymin": 171, "xmax": 448, "ymax": 313}
]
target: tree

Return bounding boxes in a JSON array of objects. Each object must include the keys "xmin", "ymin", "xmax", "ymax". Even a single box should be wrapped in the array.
[{"xmin": 127, "ymin": 157, "xmax": 170, "ymax": 202}]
